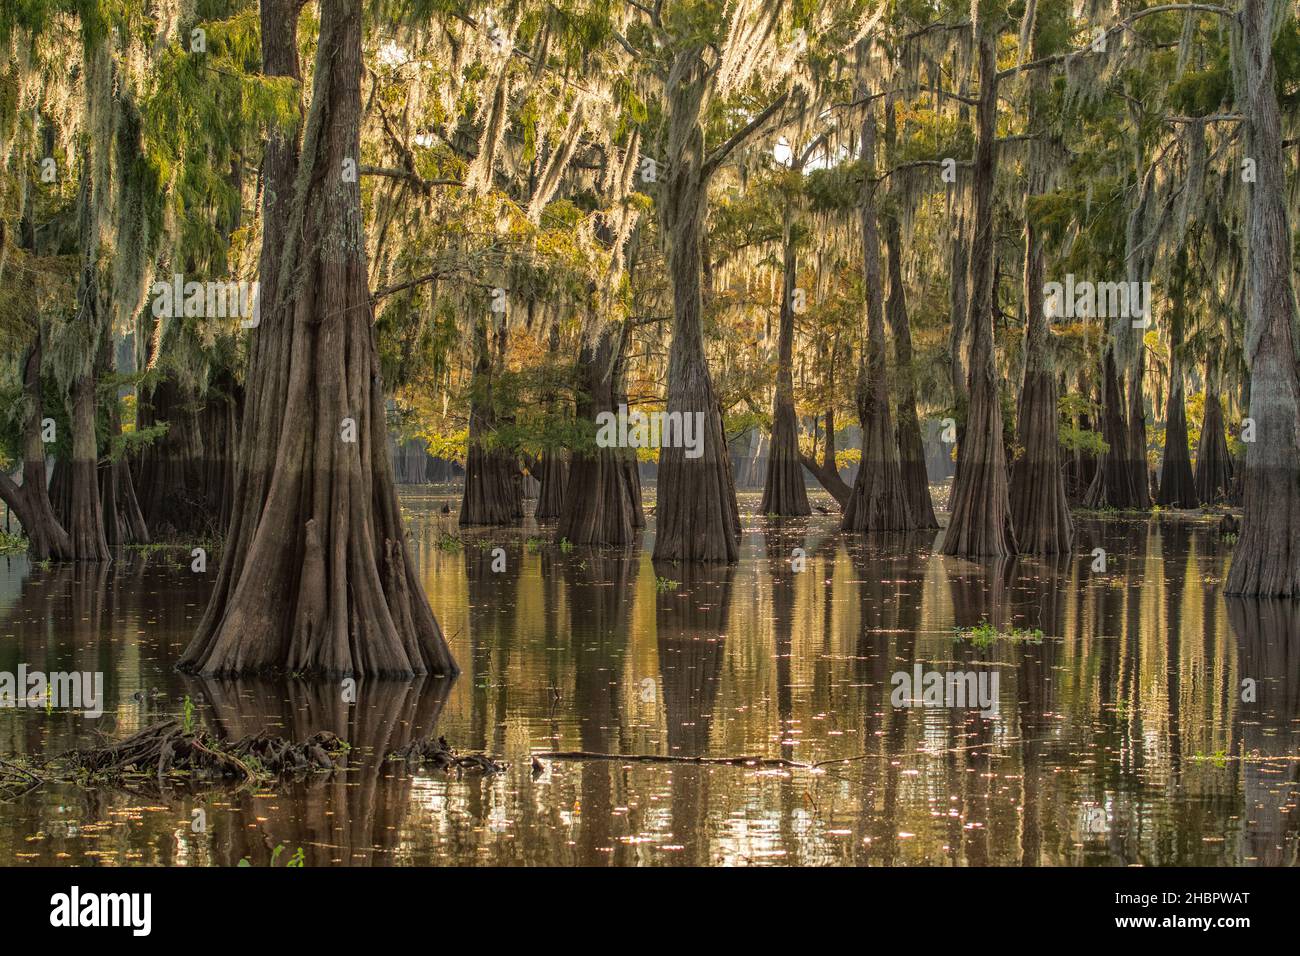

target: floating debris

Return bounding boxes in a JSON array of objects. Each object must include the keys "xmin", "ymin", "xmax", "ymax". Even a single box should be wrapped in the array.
[
  {"xmin": 389, "ymin": 736, "xmax": 506, "ymax": 774},
  {"xmin": 68, "ymin": 719, "xmax": 348, "ymax": 784}
]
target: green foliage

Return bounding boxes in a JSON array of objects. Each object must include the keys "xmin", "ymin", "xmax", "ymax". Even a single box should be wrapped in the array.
[
  {"xmin": 954, "ymin": 618, "xmax": 1045, "ymax": 648},
  {"xmin": 0, "ymin": 530, "xmax": 29, "ymax": 554},
  {"xmin": 239, "ymin": 844, "xmax": 306, "ymax": 867}
]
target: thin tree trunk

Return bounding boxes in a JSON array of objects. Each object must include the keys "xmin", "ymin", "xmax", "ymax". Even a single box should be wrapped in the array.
[
  {"xmin": 882, "ymin": 122, "xmax": 937, "ymax": 527},
  {"xmin": 1157, "ymin": 250, "xmax": 1197, "ymax": 508},
  {"xmin": 1084, "ymin": 347, "xmax": 1140, "ymax": 508},
  {"xmin": 942, "ymin": 25, "xmax": 1015, "ymax": 557},
  {"xmin": 98, "ymin": 335, "xmax": 149, "ymax": 546},
  {"xmin": 799, "ymin": 407, "xmax": 852, "ymax": 507},
  {"xmin": 1127, "ymin": 357, "xmax": 1153, "ymax": 509},
  {"xmin": 68, "ymin": 366, "xmax": 109, "ymax": 561},
  {"xmin": 180, "ymin": 0, "xmax": 456, "ymax": 677},
  {"xmin": 613, "ymin": 320, "xmax": 645, "ymax": 529},
  {"xmin": 842, "ymin": 108, "xmax": 912, "ymax": 533},
  {"xmin": 760, "ymin": 186, "xmax": 810, "ymax": 516}
]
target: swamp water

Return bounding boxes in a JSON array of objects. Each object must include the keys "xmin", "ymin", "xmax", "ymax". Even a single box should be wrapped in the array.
[{"xmin": 0, "ymin": 489, "xmax": 1296, "ymax": 866}]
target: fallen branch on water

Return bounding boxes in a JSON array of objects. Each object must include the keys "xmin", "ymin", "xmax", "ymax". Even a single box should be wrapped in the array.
[
  {"xmin": 534, "ymin": 751, "xmax": 813, "ymax": 769},
  {"xmin": 0, "ymin": 756, "xmax": 44, "ymax": 800}
]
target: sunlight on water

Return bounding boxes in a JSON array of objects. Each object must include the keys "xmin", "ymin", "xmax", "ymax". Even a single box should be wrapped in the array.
[{"xmin": 0, "ymin": 489, "xmax": 1296, "ymax": 866}]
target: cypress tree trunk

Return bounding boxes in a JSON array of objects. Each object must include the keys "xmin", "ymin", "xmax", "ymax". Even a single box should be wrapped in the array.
[
  {"xmin": 98, "ymin": 335, "xmax": 149, "ymax": 546},
  {"xmin": 534, "ymin": 452, "xmax": 568, "ymax": 520},
  {"xmin": 1084, "ymin": 347, "xmax": 1140, "ymax": 508},
  {"xmin": 1194, "ymin": 357, "xmax": 1233, "ymax": 504},
  {"xmin": 884, "ymin": 190, "xmax": 938, "ymax": 528},
  {"xmin": 533, "ymin": 320, "xmax": 569, "ymax": 521},
  {"xmin": 180, "ymin": 0, "xmax": 456, "ymax": 677},
  {"xmin": 1128, "ymin": 358, "xmax": 1153, "ymax": 509},
  {"xmin": 1011, "ymin": 14, "xmax": 1070, "ymax": 554},
  {"xmin": 68, "ymin": 366, "xmax": 110, "ymax": 561},
  {"xmin": 949, "ymin": 215, "xmax": 970, "ymax": 440},
  {"xmin": 62, "ymin": 37, "xmax": 112, "ymax": 562},
  {"xmin": 1156, "ymin": 254, "xmax": 1197, "ymax": 508},
  {"xmin": 614, "ymin": 342, "xmax": 646, "ymax": 531},
  {"xmin": 67, "ymin": 156, "xmax": 110, "ymax": 562},
  {"xmin": 558, "ymin": 324, "xmax": 638, "ymax": 545},
  {"xmin": 653, "ymin": 50, "xmax": 740, "ymax": 562},
  {"xmin": 135, "ymin": 376, "xmax": 239, "ymax": 537},
  {"xmin": 942, "ymin": 27, "xmax": 1015, "ymax": 557},
  {"xmin": 0, "ymin": 335, "xmax": 72, "ymax": 560},
  {"xmin": 1065, "ymin": 368, "xmax": 1098, "ymax": 500},
  {"xmin": 1156, "ymin": 352, "xmax": 1198, "ymax": 508},
  {"xmin": 759, "ymin": 191, "xmax": 810, "ymax": 516},
  {"xmin": 1225, "ymin": 0, "xmax": 1300, "ymax": 596},
  {"xmin": 459, "ymin": 313, "xmax": 522, "ymax": 525},
  {"xmin": 842, "ymin": 110, "xmax": 912, "ymax": 533},
  {"xmin": 1010, "ymin": 196, "xmax": 1072, "ymax": 554}
]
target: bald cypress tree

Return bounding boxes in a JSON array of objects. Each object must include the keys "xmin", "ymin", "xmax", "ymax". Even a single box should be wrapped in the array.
[{"xmin": 180, "ymin": 0, "xmax": 456, "ymax": 677}]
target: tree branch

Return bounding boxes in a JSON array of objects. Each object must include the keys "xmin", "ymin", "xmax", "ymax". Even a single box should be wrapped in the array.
[
  {"xmin": 704, "ymin": 91, "xmax": 790, "ymax": 177},
  {"xmin": 359, "ymin": 166, "xmax": 463, "ymax": 194},
  {"xmin": 999, "ymin": 4, "xmax": 1233, "ymax": 81}
]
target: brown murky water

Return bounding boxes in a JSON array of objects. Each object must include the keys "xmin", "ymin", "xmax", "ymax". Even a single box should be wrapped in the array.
[{"xmin": 1, "ymin": 489, "xmax": 1296, "ymax": 866}]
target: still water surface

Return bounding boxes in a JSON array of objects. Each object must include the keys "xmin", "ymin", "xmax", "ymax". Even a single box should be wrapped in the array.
[{"xmin": 0, "ymin": 489, "xmax": 1296, "ymax": 866}]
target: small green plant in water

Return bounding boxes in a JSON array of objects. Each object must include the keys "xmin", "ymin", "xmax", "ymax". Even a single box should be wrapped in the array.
[
  {"xmin": 0, "ymin": 530, "xmax": 29, "ymax": 555},
  {"xmin": 525, "ymin": 537, "xmax": 544, "ymax": 553},
  {"xmin": 181, "ymin": 695, "xmax": 196, "ymax": 735},
  {"xmin": 559, "ymin": 537, "xmax": 573, "ymax": 553},
  {"xmin": 239, "ymin": 844, "xmax": 307, "ymax": 867},
  {"xmin": 654, "ymin": 576, "xmax": 680, "ymax": 593},
  {"xmin": 1191, "ymin": 749, "xmax": 1230, "ymax": 768},
  {"xmin": 953, "ymin": 617, "xmax": 1044, "ymax": 648}
]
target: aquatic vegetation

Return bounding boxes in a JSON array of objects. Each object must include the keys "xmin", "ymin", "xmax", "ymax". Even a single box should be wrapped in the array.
[
  {"xmin": 1191, "ymin": 749, "xmax": 1230, "ymax": 767},
  {"xmin": 434, "ymin": 531, "xmax": 463, "ymax": 553},
  {"xmin": 239, "ymin": 845, "xmax": 306, "ymax": 868},
  {"xmin": 654, "ymin": 576, "xmax": 680, "ymax": 592},
  {"xmin": 0, "ymin": 530, "xmax": 29, "ymax": 555},
  {"xmin": 953, "ymin": 618, "xmax": 1045, "ymax": 648}
]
